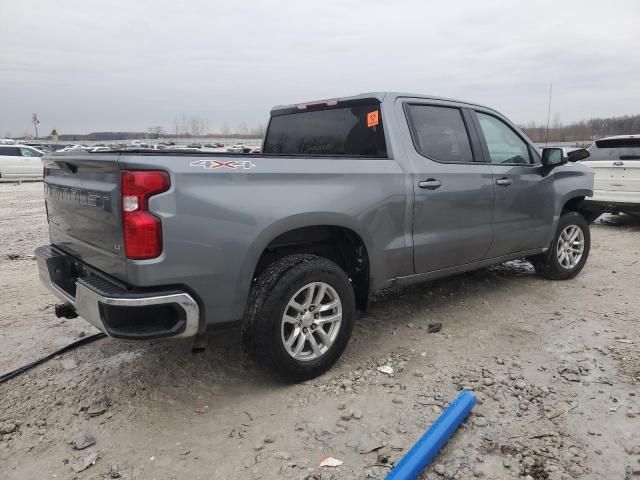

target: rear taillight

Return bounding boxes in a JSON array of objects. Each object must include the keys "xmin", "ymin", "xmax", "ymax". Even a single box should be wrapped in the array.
[{"xmin": 121, "ymin": 170, "xmax": 170, "ymax": 260}]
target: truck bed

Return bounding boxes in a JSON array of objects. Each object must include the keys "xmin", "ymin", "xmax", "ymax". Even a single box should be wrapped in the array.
[{"xmin": 42, "ymin": 148, "xmax": 408, "ymax": 328}]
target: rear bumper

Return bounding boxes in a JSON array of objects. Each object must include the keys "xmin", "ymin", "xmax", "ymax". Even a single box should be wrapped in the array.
[
  {"xmin": 588, "ymin": 189, "xmax": 640, "ymax": 205},
  {"xmin": 35, "ymin": 245, "xmax": 200, "ymax": 340}
]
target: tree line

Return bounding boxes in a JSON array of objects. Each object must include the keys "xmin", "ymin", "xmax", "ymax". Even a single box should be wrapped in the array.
[
  {"xmin": 160, "ymin": 115, "xmax": 266, "ymax": 140},
  {"xmin": 7, "ymin": 115, "xmax": 267, "ymax": 141},
  {"xmin": 520, "ymin": 113, "xmax": 640, "ymax": 144}
]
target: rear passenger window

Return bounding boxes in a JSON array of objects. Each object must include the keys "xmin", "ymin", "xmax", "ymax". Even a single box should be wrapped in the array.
[
  {"xmin": 405, "ymin": 105, "xmax": 474, "ymax": 163},
  {"xmin": 476, "ymin": 112, "xmax": 531, "ymax": 165},
  {"xmin": 0, "ymin": 146, "xmax": 20, "ymax": 156}
]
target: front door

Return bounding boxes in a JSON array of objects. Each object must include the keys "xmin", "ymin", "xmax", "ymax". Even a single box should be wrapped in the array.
[
  {"xmin": 397, "ymin": 101, "xmax": 495, "ymax": 273},
  {"xmin": 471, "ymin": 110, "xmax": 554, "ymax": 257}
]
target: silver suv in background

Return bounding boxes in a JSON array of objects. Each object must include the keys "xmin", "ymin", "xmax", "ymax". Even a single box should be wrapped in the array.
[{"xmin": 582, "ymin": 135, "xmax": 640, "ymax": 216}]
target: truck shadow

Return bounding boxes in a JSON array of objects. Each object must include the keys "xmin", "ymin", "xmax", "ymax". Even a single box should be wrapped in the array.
[
  {"xmin": 83, "ymin": 259, "xmax": 540, "ymax": 393},
  {"xmin": 595, "ymin": 213, "xmax": 640, "ymax": 230},
  {"xmin": 69, "ymin": 215, "xmax": 630, "ymax": 400},
  {"xmin": 0, "ymin": 255, "xmax": 582, "ymax": 439}
]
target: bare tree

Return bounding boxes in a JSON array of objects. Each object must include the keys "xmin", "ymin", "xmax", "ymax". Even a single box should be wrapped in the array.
[
  {"xmin": 172, "ymin": 117, "xmax": 181, "ymax": 140},
  {"xmin": 203, "ymin": 117, "xmax": 211, "ymax": 137},
  {"xmin": 237, "ymin": 122, "xmax": 249, "ymax": 138},
  {"xmin": 521, "ymin": 113, "xmax": 640, "ymax": 144},
  {"xmin": 179, "ymin": 114, "xmax": 190, "ymax": 137},
  {"xmin": 249, "ymin": 123, "xmax": 266, "ymax": 138},
  {"xmin": 147, "ymin": 126, "xmax": 165, "ymax": 139},
  {"xmin": 220, "ymin": 123, "xmax": 230, "ymax": 136},
  {"xmin": 189, "ymin": 115, "xmax": 207, "ymax": 138}
]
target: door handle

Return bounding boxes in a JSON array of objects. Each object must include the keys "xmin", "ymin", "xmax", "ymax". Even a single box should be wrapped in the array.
[
  {"xmin": 496, "ymin": 177, "xmax": 512, "ymax": 186},
  {"xmin": 418, "ymin": 179, "xmax": 442, "ymax": 190},
  {"xmin": 613, "ymin": 161, "xmax": 624, "ymax": 166}
]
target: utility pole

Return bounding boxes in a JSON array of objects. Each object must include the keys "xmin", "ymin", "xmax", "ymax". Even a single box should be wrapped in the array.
[{"xmin": 32, "ymin": 113, "xmax": 40, "ymax": 138}]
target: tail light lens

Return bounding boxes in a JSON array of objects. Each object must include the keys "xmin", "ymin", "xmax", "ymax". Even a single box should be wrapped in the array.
[{"xmin": 121, "ymin": 170, "xmax": 170, "ymax": 260}]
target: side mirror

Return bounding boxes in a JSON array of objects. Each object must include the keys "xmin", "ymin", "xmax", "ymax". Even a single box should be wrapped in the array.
[
  {"xmin": 541, "ymin": 147, "xmax": 566, "ymax": 167},
  {"xmin": 567, "ymin": 148, "xmax": 590, "ymax": 162}
]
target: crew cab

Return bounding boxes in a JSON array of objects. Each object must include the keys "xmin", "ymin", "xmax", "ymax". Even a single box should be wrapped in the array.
[{"xmin": 36, "ymin": 92, "xmax": 596, "ymax": 380}]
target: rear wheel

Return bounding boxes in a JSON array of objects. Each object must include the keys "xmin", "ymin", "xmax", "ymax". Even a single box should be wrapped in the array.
[
  {"xmin": 531, "ymin": 211, "xmax": 590, "ymax": 280},
  {"xmin": 242, "ymin": 254, "xmax": 355, "ymax": 381}
]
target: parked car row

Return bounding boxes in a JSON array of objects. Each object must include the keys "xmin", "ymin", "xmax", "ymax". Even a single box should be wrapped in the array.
[
  {"xmin": 187, "ymin": 142, "xmax": 225, "ymax": 149},
  {"xmin": 50, "ymin": 141, "xmax": 261, "ymax": 153}
]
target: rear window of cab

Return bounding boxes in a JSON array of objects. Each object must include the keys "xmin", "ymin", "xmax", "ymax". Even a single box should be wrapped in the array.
[{"xmin": 263, "ymin": 103, "xmax": 387, "ymax": 157}]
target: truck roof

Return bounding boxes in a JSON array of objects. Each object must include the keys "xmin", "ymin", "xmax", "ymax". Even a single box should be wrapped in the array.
[{"xmin": 270, "ymin": 92, "xmax": 499, "ymax": 116}]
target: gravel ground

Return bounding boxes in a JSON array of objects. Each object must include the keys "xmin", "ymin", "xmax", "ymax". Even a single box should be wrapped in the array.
[{"xmin": 0, "ymin": 182, "xmax": 639, "ymax": 480}]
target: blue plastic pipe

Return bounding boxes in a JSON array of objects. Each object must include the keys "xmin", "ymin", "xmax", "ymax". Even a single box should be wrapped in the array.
[{"xmin": 386, "ymin": 390, "xmax": 477, "ymax": 480}]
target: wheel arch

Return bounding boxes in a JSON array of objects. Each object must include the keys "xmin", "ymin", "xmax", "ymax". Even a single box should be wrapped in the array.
[
  {"xmin": 561, "ymin": 191, "xmax": 603, "ymax": 223},
  {"xmin": 542, "ymin": 190, "xmax": 595, "ymax": 249},
  {"xmin": 239, "ymin": 214, "xmax": 376, "ymax": 311}
]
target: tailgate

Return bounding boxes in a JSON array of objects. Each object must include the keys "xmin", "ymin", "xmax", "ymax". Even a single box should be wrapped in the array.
[
  {"xmin": 583, "ymin": 159, "xmax": 640, "ymax": 193},
  {"xmin": 42, "ymin": 153, "xmax": 127, "ymax": 279}
]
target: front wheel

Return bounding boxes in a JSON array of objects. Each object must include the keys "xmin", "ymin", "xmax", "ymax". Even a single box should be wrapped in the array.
[
  {"xmin": 242, "ymin": 254, "xmax": 355, "ymax": 381},
  {"xmin": 530, "ymin": 211, "xmax": 590, "ymax": 280}
]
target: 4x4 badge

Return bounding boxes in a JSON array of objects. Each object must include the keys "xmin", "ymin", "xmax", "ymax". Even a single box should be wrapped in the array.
[{"xmin": 190, "ymin": 159, "xmax": 256, "ymax": 170}]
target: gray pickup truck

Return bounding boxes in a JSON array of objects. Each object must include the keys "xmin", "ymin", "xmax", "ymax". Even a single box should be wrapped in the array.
[{"xmin": 36, "ymin": 92, "xmax": 596, "ymax": 380}]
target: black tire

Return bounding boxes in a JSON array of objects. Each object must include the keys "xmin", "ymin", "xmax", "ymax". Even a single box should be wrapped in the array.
[
  {"xmin": 531, "ymin": 211, "xmax": 590, "ymax": 280},
  {"xmin": 242, "ymin": 254, "xmax": 355, "ymax": 381}
]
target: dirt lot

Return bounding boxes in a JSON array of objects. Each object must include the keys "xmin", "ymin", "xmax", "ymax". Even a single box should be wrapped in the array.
[{"xmin": 0, "ymin": 181, "xmax": 638, "ymax": 480}]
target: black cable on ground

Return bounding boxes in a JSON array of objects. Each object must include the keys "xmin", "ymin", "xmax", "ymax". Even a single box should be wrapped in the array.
[{"xmin": 0, "ymin": 332, "xmax": 107, "ymax": 384}]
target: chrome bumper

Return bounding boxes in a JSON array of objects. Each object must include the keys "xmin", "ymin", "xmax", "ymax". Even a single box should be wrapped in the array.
[{"xmin": 35, "ymin": 245, "xmax": 200, "ymax": 339}]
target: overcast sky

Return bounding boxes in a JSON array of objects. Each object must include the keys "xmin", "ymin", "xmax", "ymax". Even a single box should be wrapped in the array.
[{"xmin": 1, "ymin": 0, "xmax": 639, "ymax": 135}]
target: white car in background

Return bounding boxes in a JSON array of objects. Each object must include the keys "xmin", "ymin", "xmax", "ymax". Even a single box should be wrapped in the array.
[
  {"xmin": 581, "ymin": 135, "xmax": 640, "ymax": 216},
  {"xmin": 0, "ymin": 144, "xmax": 44, "ymax": 178},
  {"xmin": 58, "ymin": 145, "xmax": 84, "ymax": 152}
]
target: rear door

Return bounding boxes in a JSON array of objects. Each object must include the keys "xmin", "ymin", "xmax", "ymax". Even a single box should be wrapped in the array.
[
  {"xmin": 583, "ymin": 138, "xmax": 640, "ymax": 203},
  {"xmin": 471, "ymin": 110, "xmax": 554, "ymax": 257},
  {"xmin": 396, "ymin": 99, "xmax": 494, "ymax": 273},
  {"xmin": 18, "ymin": 146, "xmax": 44, "ymax": 176},
  {"xmin": 0, "ymin": 146, "xmax": 24, "ymax": 176}
]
